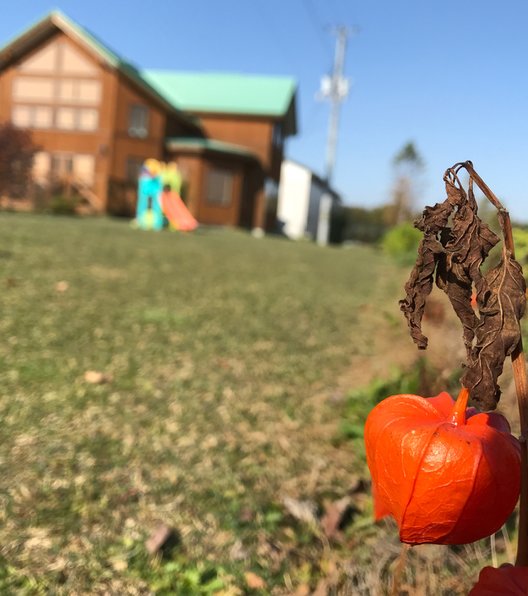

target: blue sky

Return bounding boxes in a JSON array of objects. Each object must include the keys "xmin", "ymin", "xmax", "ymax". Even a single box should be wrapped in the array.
[{"xmin": 2, "ymin": 1, "xmax": 528, "ymax": 221}]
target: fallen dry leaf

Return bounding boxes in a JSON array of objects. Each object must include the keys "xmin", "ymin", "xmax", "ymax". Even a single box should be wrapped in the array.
[
  {"xmin": 244, "ymin": 571, "xmax": 266, "ymax": 590},
  {"xmin": 320, "ymin": 496, "xmax": 353, "ymax": 540},
  {"xmin": 282, "ymin": 496, "xmax": 318, "ymax": 526},
  {"xmin": 348, "ymin": 475, "xmax": 368, "ymax": 495},
  {"xmin": 293, "ymin": 583, "xmax": 310, "ymax": 596},
  {"xmin": 110, "ymin": 558, "xmax": 128, "ymax": 572},
  {"xmin": 238, "ymin": 507, "xmax": 255, "ymax": 523},
  {"xmin": 229, "ymin": 539, "xmax": 248, "ymax": 562},
  {"xmin": 83, "ymin": 370, "xmax": 113, "ymax": 384},
  {"xmin": 312, "ymin": 578, "xmax": 330, "ymax": 596},
  {"xmin": 145, "ymin": 524, "xmax": 177, "ymax": 555},
  {"xmin": 55, "ymin": 280, "xmax": 69, "ymax": 293}
]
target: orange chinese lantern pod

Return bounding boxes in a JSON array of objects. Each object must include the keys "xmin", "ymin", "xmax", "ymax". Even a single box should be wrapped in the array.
[
  {"xmin": 365, "ymin": 388, "xmax": 521, "ymax": 545},
  {"xmin": 469, "ymin": 564, "xmax": 528, "ymax": 595}
]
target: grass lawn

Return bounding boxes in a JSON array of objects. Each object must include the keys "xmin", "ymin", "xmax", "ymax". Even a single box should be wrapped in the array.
[{"xmin": 0, "ymin": 214, "xmax": 489, "ymax": 594}]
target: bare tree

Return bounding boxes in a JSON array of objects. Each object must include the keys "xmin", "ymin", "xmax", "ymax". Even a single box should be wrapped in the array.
[{"xmin": 387, "ymin": 141, "xmax": 424, "ymax": 225}]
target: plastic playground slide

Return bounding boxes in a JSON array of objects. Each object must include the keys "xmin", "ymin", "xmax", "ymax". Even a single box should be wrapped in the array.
[
  {"xmin": 161, "ymin": 190, "xmax": 198, "ymax": 231},
  {"xmin": 135, "ymin": 159, "xmax": 198, "ymax": 231}
]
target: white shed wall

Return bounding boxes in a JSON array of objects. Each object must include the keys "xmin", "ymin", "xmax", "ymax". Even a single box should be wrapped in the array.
[{"xmin": 277, "ymin": 160, "xmax": 311, "ymax": 239}]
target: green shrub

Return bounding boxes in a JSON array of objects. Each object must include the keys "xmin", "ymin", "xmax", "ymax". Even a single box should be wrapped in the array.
[
  {"xmin": 337, "ymin": 359, "xmax": 462, "ymax": 449},
  {"xmin": 49, "ymin": 194, "xmax": 80, "ymax": 215},
  {"xmin": 381, "ymin": 222, "xmax": 421, "ymax": 264},
  {"xmin": 513, "ymin": 227, "xmax": 528, "ymax": 265}
]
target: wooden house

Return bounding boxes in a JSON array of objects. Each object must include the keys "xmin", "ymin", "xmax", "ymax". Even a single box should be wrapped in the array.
[{"xmin": 0, "ymin": 11, "xmax": 297, "ymax": 229}]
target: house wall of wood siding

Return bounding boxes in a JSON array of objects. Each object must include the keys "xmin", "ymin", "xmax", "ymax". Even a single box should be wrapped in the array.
[
  {"xmin": 192, "ymin": 114, "xmax": 284, "ymax": 228},
  {"xmin": 194, "ymin": 114, "xmax": 282, "ymax": 180},
  {"xmin": 172, "ymin": 152, "xmax": 245, "ymax": 227},
  {"xmin": 0, "ymin": 31, "xmax": 118, "ymax": 210},
  {"xmin": 111, "ymin": 74, "xmax": 166, "ymax": 182},
  {"xmin": 198, "ymin": 157, "xmax": 244, "ymax": 226}
]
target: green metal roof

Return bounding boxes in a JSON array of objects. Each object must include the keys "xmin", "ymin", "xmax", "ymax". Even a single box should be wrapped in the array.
[
  {"xmin": 165, "ymin": 137, "xmax": 258, "ymax": 160},
  {"xmin": 143, "ymin": 70, "xmax": 297, "ymax": 134}
]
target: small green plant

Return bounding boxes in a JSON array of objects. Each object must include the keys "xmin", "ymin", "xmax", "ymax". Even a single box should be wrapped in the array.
[
  {"xmin": 149, "ymin": 561, "xmax": 226, "ymax": 595},
  {"xmin": 513, "ymin": 227, "xmax": 528, "ymax": 265},
  {"xmin": 381, "ymin": 222, "xmax": 421, "ymax": 264},
  {"xmin": 338, "ymin": 359, "xmax": 461, "ymax": 446},
  {"xmin": 49, "ymin": 193, "xmax": 80, "ymax": 215}
]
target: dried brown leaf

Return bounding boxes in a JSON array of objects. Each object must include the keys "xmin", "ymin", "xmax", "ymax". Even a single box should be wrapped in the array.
[
  {"xmin": 244, "ymin": 571, "xmax": 266, "ymax": 590},
  {"xmin": 293, "ymin": 584, "xmax": 310, "ymax": 596},
  {"xmin": 462, "ymin": 254, "xmax": 526, "ymax": 409},
  {"xmin": 312, "ymin": 579, "xmax": 330, "ymax": 596},
  {"xmin": 400, "ymin": 172, "xmax": 499, "ymax": 353},
  {"xmin": 83, "ymin": 370, "xmax": 113, "ymax": 384},
  {"xmin": 400, "ymin": 162, "xmax": 525, "ymax": 410},
  {"xmin": 55, "ymin": 280, "xmax": 69, "ymax": 293},
  {"xmin": 320, "ymin": 496, "xmax": 353, "ymax": 540},
  {"xmin": 282, "ymin": 496, "xmax": 318, "ymax": 526},
  {"xmin": 145, "ymin": 524, "xmax": 178, "ymax": 555}
]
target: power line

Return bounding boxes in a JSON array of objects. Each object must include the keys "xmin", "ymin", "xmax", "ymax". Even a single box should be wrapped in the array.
[
  {"xmin": 329, "ymin": 0, "xmax": 349, "ymax": 24},
  {"xmin": 254, "ymin": 0, "xmax": 298, "ymax": 71},
  {"xmin": 301, "ymin": 0, "xmax": 332, "ymax": 56}
]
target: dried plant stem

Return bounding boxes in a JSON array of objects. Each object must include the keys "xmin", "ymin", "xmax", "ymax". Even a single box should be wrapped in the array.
[
  {"xmin": 390, "ymin": 544, "xmax": 409, "ymax": 596},
  {"xmin": 461, "ymin": 161, "xmax": 528, "ymax": 567},
  {"xmin": 512, "ymin": 345, "xmax": 528, "ymax": 567}
]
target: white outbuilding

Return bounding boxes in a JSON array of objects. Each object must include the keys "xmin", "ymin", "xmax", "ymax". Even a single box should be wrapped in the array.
[{"xmin": 277, "ymin": 159, "xmax": 342, "ymax": 245}]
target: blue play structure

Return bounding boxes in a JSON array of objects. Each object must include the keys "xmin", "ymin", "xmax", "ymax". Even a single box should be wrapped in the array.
[
  {"xmin": 136, "ymin": 159, "xmax": 164, "ymax": 230},
  {"xmin": 134, "ymin": 159, "xmax": 198, "ymax": 232}
]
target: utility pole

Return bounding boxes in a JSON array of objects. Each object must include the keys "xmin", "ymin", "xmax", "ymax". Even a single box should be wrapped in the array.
[
  {"xmin": 316, "ymin": 26, "xmax": 351, "ymax": 245},
  {"xmin": 319, "ymin": 26, "xmax": 351, "ymax": 184}
]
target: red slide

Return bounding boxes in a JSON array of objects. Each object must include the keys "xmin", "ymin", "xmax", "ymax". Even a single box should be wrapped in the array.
[{"xmin": 161, "ymin": 191, "xmax": 198, "ymax": 231}]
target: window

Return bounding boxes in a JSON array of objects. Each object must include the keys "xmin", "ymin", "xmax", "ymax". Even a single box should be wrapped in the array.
[
  {"xmin": 33, "ymin": 107, "xmax": 53, "ymax": 128},
  {"xmin": 128, "ymin": 105, "xmax": 149, "ymax": 138},
  {"xmin": 78, "ymin": 109, "xmax": 98, "ymax": 131},
  {"xmin": 78, "ymin": 80, "xmax": 101, "ymax": 104},
  {"xmin": 272, "ymin": 123, "xmax": 283, "ymax": 148},
  {"xmin": 73, "ymin": 154, "xmax": 95, "ymax": 185},
  {"xmin": 207, "ymin": 167, "xmax": 234, "ymax": 206},
  {"xmin": 12, "ymin": 105, "xmax": 53, "ymax": 128},
  {"xmin": 51, "ymin": 153, "xmax": 73, "ymax": 178},
  {"xmin": 55, "ymin": 107, "xmax": 99, "ymax": 131},
  {"xmin": 33, "ymin": 151, "xmax": 51, "ymax": 183},
  {"xmin": 126, "ymin": 157, "xmax": 145, "ymax": 182},
  {"xmin": 12, "ymin": 77, "xmax": 55, "ymax": 101},
  {"xmin": 57, "ymin": 79, "xmax": 101, "ymax": 104},
  {"xmin": 12, "ymin": 106, "xmax": 31, "ymax": 127},
  {"xmin": 48, "ymin": 152, "xmax": 95, "ymax": 186},
  {"xmin": 56, "ymin": 107, "xmax": 76, "ymax": 130}
]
